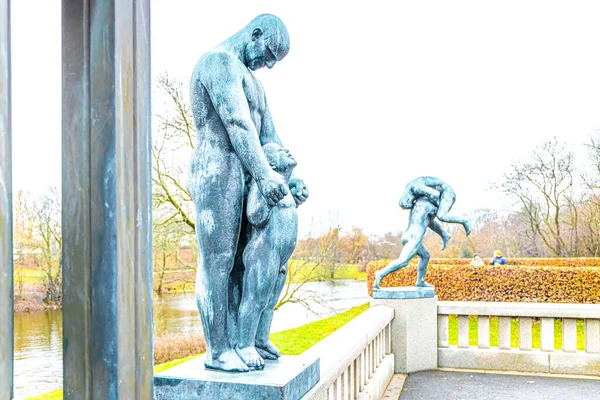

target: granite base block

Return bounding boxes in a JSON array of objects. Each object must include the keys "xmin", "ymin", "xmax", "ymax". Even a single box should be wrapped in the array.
[
  {"xmin": 154, "ymin": 355, "xmax": 320, "ymax": 400},
  {"xmin": 373, "ymin": 286, "xmax": 435, "ymax": 300}
]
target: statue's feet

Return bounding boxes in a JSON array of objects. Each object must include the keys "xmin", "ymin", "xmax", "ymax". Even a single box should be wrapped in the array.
[
  {"xmin": 441, "ymin": 232, "xmax": 451, "ymax": 251},
  {"xmin": 256, "ymin": 346, "xmax": 277, "ymax": 360},
  {"xmin": 416, "ymin": 280, "xmax": 434, "ymax": 288},
  {"xmin": 205, "ymin": 349, "xmax": 250, "ymax": 373},
  {"xmin": 464, "ymin": 220, "xmax": 472, "ymax": 236},
  {"xmin": 374, "ymin": 271, "xmax": 383, "ymax": 289},
  {"xmin": 235, "ymin": 345, "xmax": 265, "ymax": 370},
  {"xmin": 256, "ymin": 341, "xmax": 281, "ymax": 360}
]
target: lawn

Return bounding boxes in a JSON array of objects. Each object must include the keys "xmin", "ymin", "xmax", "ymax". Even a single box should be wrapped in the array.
[
  {"xmin": 447, "ymin": 315, "xmax": 585, "ymax": 350},
  {"xmin": 287, "ymin": 261, "xmax": 366, "ymax": 283},
  {"xmin": 26, "ymin": 303, "xmax": 371, "ymax": 400},
  {"xmin": 14, "ymin": 267, "xmax": 46, "ymax": 285}
]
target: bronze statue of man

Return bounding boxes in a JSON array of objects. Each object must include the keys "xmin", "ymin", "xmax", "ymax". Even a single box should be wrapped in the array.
[{"xmin": 188, "ymin": 14, "xmax": 308, "ymax": 372}]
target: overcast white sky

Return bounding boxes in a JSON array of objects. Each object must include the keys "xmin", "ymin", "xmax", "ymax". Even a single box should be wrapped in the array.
[{"xmin": 10, "ymin": 1, "xmax": 600, "ymax": 236}]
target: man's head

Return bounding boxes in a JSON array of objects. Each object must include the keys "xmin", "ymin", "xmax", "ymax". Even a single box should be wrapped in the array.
[
  {"xmin": 494, "ymin": 250, "xmax": 502, "ymax": 257},
  {"xmin": 243, "ymin": 14, "xmax": 290, "ymax": 71},
  {"xmin": 263, "ymin": 143, "xmax": 297, "ymax": 174},
  {"xmin": 399, "ymin": 191, "xmax": 416, "ymax": 209}
]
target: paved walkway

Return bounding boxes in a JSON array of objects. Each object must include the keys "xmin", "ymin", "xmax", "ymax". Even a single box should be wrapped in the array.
[{"xmin": 399, "ymin": 370, "xmax": 600, "ymax": 400}]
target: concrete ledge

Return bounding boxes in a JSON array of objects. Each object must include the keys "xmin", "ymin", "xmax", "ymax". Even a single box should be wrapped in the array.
[
  {"xmin": 438, "ymin": 301, "xmax": 600, "ymax": 319},
  {"xmin": 550, "ymin": 352, "xmax": 600, "ymax": 375},
  {"xmin": 439, "ymin": 347, "xmax": 600, "ymax": 376},
  {"xmin": 357, "ymin": 355, "xmax": 395, "ymax": 400},
  {"xmin": 438, "ymin": 347, "xmax": 550, "ymax": 373},
  {"xmin": 380, "ymin": 374, "xmax": 408, "ymax": 400},
  {"xmin": 438, "ymin": 366, "xmax": 600, "ymax": 380}
]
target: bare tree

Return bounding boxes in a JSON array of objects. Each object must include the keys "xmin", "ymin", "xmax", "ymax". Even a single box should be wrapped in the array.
[
  {"xmin": 153, "ymin": 208, "xmax": 196, "ymax": 295},
  {"xmin": 368, "ymin": 232, "xmax": 403, "ymax": 260},
  {"xmin": 498, "ymin": 138, "xmax": 575, "ymax": 256},
  {"xmin": 25, "ymin": 188, "xmax": 62, "ymax": 304},
  {"xmin": 13, "ymin": 190, "xmax": 34, "ymax": 299},
  {"xmin": 579, "ymin": 131, "xmax": 600, "ymax": 256},
  {"xmin": 275, "ymin": 222, "xmax": 342, "ymax": 312},
  {"xmin": 342, "ymin": 227, "xmax": 369, "ymax": 264},
  {"xmin": 152, "ymin": 72, "xmax": 196, "ymax": 234}
]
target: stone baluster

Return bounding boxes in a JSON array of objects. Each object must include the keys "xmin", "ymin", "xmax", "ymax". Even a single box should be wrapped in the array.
[
  {"xmin": 540, "ymin": 318, "xmax": 555, "ymax": 352},
  {"xmin": 584, "ymin": 319, "xmax": 600, "ymax": 354},
  {"xmin": 562, "ymin": 318, "xmax": 578, "ymax": 353},
  {"xmin": 497, "ymin": 317, "xmax": 511, "ymax": 350},
  {"xmin": 438, "ymin": 315, "xmax": 449, "ymax": 348},
  {"xmin": 518, "ymin": 317, "xmax": 532, "ymax": 351},
  {"xmin": 458, "ymin": 315, "xmax": 469, "ymax": 348},
  {"xmin": 478, "ymin": 316, "xmax": 490, "ymax": 349}
]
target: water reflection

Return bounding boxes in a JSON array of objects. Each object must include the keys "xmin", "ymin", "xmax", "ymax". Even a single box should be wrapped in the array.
[
  {"xmin": 13, "ymin": 280, "xmax": 369, "ymax": 399},
  {"xmin": 14, "ymin": 310, "xmax": 63, "ymax": 400},
  {"xmin": 153, "ymin": 293, "xmax": 203, "ymax": 336}
]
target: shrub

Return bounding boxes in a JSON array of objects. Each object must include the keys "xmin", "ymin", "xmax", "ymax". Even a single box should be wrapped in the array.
[
  {"xmin": 428, "ymin": 257, "xmax": 600, "ymax": 267},
  {"xmin": 367, "ymin": 259, "xmax": 600, "ymax": 303},
  {"xmin": 154, "ymin": 331, "xmax": 206, "ymax": 365}
]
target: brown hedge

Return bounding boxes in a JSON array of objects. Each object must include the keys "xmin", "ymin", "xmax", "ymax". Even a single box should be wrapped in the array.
[
  {"xmin": 366, "ymin": 260, "xmax": 600, "ymax": 303},
  {"xmin": 428, "ymin": 257, "xmax": 600, "ymax": 267}
]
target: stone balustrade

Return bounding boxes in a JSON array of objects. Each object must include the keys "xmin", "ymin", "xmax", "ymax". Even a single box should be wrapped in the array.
[
  {"xmin": 302, "ymin": 305, "xmax": 394, "ymax": 400},
  {"xmin": 437, "ymin": 301, "xmax": 600, "ymax": 375}
]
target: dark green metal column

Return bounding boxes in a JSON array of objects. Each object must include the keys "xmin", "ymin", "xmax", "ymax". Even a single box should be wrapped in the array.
[
  {"xmin": 0, "ymin": 0, "xmax": 13, "ymax": 399},
  {"xmin": 62, "ymin": 1, "xmax": 153, "ymax": 398}
]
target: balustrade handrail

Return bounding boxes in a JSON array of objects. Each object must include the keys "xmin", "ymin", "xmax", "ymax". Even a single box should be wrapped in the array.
[
  {"xmin": 302, "ymin": 305, "xmax": 393, "ymax": 399},
  {"xmin": 438, "ymin": 301, "xmax": 600, "ymax": 319}
]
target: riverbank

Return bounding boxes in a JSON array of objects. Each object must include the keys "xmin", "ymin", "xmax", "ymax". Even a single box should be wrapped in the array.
[
  {"xmin": 14, "ymin": 284, "xmax": 60, "ymax": 312},
  {"xmin": 27, "ymin": 303, "xmax": 371, "ymax": 400},
  {"xmin": 13, "ymin": 263, "xmax": 367, "ymax": 313}
]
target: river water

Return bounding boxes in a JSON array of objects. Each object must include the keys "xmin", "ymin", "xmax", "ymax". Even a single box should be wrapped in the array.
[{"xmin": 14, "ymin": 280, "xmax": 369, "ymax": 399}]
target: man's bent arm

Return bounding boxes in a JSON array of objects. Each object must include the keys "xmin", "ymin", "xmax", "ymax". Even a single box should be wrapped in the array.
[
  {"xmin": 259, "ymin": 95, "xmax": 309, "ymax": 204},
  {"xmin": 259, "ymin": 97, "xmax": 283, "ymax": 147},
  {"xmin": 202, "ymin": 53, "xmax": 273, "ymax": 181}
]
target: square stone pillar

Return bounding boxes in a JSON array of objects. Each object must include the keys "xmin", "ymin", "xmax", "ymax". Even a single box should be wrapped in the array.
[
  {"xmin": 0, "ymin": 0, "xmax": 12, "ymax": 398},
  {"xmin": 62, "ymin": 1, "xmax": 153, "ymax": 398},
  {"xmin": 371, "ymin": 288, "xmax": 438, "ymax": 373}
]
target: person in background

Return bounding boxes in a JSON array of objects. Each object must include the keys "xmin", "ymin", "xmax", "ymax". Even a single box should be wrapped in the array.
[
  {"xmin": 490, "ymin": 250, "xmax": 508, "ymax": 266},
  {"xmin": 470, "ymin": 253, "xmax": 485, "ymax": 266}
]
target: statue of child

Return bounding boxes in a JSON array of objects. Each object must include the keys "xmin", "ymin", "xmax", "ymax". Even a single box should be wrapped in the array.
[{"xmin": 235, "ymin": 143, "xmax": 299, "ymax": 370}]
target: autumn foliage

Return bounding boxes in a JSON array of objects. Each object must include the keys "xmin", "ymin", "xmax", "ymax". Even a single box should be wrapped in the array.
[
  {"xmin": 366, "ymin": 259, "xmax": 600, "ymax": 303},
  {"xmin": 426, "ymin": 257, "xmax": 600, "ymax": 267}
]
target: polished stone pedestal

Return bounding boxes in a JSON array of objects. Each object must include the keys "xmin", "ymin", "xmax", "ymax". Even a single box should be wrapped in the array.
[
  {"xmin": 154, "ymin": 355, "xmax": 320, "ymax": 400},
  {"xmin": 373, "ymin": 286, "xmax": 435, "ymax": 300}
]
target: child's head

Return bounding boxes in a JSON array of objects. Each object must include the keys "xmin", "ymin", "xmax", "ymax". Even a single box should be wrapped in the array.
[{"xmin": 262, "ymin": 143, "xmax": 297, "ymax": 173}]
